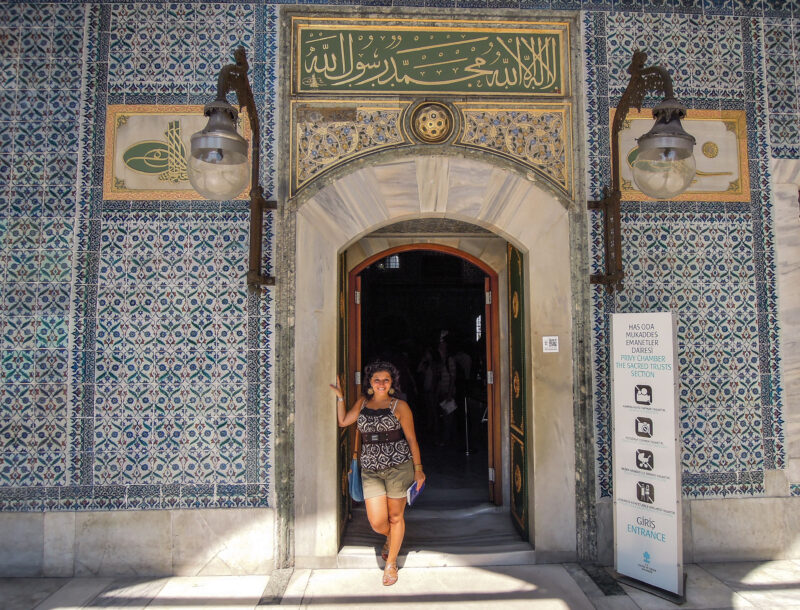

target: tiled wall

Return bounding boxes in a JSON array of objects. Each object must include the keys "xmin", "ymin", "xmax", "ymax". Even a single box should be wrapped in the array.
[
  {"xmin": 764, "ymin": 17, "xmax": 800, "ymax": 157},
  {"xmin": 585, "ymin": 10, "xmax": 784, "ymax": 498},
  {"xmin": 0, "ymin": 0, "xmax": 796, "ymax": 511},
  {"xmin": 0, "ymin": 3, "xmax": 275, "ymax": 510},
  {"xmin": 0, "ymin": 3, "xmax": 85, "ymax": 503}
]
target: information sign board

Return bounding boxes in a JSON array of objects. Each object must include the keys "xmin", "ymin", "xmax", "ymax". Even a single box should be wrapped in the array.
[{"xmin": 611, "ymin": 312, "xmax": 683, "ymax": 597}]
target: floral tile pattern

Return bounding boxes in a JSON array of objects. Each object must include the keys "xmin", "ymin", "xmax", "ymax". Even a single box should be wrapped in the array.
[
  {"xmin": 0, "ymin": 3, "xmax": 85, "ymax": 492},
  {"xmin": 0, "ymin": 1, "xmax": 791, "ymax": 513},
  {"xmin": 605, "ymin": 12, "xmax": 745, "ymax": 101},
  {"xmin": 763, "ymin": 18, "xmax": 800, "ymax": 157},
  {"xmin": 107, "ymin": 3, "xmax": 256, "ymax": 99},
  {"xmin": 0, "ymin": 3, "xmax": 271, "ymax": 511},
  {"xmin": 586, "ymin": 11, "xmax": 784, "ymax": 499},
  {"xmin": 93, "ymin": 210, "xmax": 251, "ymax": 486}
]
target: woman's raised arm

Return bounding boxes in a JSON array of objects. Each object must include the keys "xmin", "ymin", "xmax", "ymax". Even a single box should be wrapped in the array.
[{"xmin": 330, "ymin": 375, "xmax": 362, "ymax": 427}]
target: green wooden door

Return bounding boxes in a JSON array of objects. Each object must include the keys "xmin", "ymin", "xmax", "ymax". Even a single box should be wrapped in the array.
[
  {"xmin": 507, "ymin": 244, "xmax": 529, "ymax": 539},
  {"xmin": 337, "ymin": 252, "xmax": 350, "ymax": 539}
]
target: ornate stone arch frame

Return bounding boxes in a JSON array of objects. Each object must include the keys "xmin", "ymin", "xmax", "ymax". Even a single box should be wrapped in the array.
[{"xmin": 273, "ymin": 7, "xmax": 596, "ymax": 568}]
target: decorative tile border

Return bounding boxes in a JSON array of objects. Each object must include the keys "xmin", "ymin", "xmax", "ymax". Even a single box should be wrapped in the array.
[
  {"xmin": 763, "ymin": 18, "xmax": 800, "ymax": 158},
  {"xmin": 0, "ymin": 2, "xmax": 87, "ymax": 494}
]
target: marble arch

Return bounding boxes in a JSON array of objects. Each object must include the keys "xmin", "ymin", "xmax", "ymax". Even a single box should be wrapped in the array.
[{"xmin": 283, "ymin": 154, "xmax": 594, "ymax": 566}]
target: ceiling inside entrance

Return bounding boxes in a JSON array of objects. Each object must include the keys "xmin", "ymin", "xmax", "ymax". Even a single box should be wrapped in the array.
[{"xmin": 372, "ymin": 218, "xmax": 494, "ymax": 236}]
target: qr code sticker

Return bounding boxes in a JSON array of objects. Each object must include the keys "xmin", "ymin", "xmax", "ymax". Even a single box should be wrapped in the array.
[{"xmin": 543, "ymin": 336, "xmax": 559, "ymax": 352}]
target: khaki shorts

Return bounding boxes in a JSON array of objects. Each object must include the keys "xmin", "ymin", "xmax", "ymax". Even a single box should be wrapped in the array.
[{"xmin": 361, "ymin": 460, "xmax": 414, "ymax": 500}]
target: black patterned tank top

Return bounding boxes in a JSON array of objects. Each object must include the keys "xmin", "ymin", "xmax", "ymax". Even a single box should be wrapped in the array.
[{"xmin": 357, "ymin": 399, "xmax": 412, "ymax": 471}]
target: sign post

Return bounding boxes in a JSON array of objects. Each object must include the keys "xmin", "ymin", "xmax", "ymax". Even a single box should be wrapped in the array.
[{"xmin": 611, "ymin": 312, "xmax": 684, "ymax": 601}]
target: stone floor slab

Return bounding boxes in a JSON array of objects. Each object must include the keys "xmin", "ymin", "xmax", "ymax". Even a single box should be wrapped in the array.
[
  {"xmin": 700, "ymin": 560, "xmax": 800, "ymax": 607},
  {"xmin": 288, "ymin": 565, "xmax": 593, "ymax": 609},
  {"xmin": 34, "ymin": 577, "xmax": 115, "ymax": 610},
  {"xmin": 615, "ymin": 564, "xmax": 754, "ymax": 609},
  {"xmin": 0, "ymin": 578, "xmax": 66, "ymax": 610},
  {"xmin": 146, "ymin": 575, "xmax": 270, "ymax": 610},
  {"xmin": 90, "ymin": 577, "xmax": 171, "ymax": 608}
]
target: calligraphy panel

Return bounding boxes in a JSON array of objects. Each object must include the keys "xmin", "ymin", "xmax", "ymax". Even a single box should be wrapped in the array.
[
  {"xmin": 103, "ymin": 105, "xmax": 251, "ymax": 201},
  {"xmin": 293, "ymin": 18, "xmax": 568, "ymax": 96}
]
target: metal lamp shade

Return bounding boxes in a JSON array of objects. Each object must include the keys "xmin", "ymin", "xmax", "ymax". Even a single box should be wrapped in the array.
[
  {"xmin": 188, "ymin": 100, "xmax": 250, "ymax": 201},
  {"xmin": 632, "ymin": 112, "xmax": 696, "ymax": 200}
]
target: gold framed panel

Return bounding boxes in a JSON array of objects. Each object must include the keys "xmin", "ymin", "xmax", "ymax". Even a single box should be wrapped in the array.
[
  {"xmin": 103, "ymin": 104, "xmax": 251, "ymax": 201},
  {"xmin": 291, "ymin": 16, "xmax": 571, "ymax": 98},
  {"xmin": 614, "ymin": 108, "xmax": 749, "ymax": 202}
]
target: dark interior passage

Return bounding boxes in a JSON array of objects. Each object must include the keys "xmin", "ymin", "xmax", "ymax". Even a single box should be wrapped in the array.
[
  {"xmin": 341, "ymin": 249, "xmax": 531, "ymax": 563},
  {"xmin": 359, "ymin": 250, "xmax": 489, "ymax": 506}
]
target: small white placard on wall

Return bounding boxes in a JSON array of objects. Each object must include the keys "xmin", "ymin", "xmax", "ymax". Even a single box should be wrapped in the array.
[{"xmin": 542, "ymin": 336, "xmax": 559, "ymax": 353}]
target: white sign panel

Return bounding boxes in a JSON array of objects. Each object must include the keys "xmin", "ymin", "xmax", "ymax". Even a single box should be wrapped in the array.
[
  {"xmin": 542, "ymin": 336, "xmax": 559, "ymax": 353},
  {"xmin": 612, "ymin": 312, "xmax": 683, "ymax": 596}
]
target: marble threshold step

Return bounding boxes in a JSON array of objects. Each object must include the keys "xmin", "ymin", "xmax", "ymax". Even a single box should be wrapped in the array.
[{"xmin": 339, "ymin": 503, "xmax": 535, "ymax": 568}]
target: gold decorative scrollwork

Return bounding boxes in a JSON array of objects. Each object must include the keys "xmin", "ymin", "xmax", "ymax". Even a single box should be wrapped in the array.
[
  {"xmin": 294, "ymin": 106, "xmax": 406, "ymax": 194},
  {"xmin": 513, "ymin": 370, "xmax": 521, "ymax": 399},
  {"xmin": 458, "ymin": 107, "xmax": 569, "ymax": 193},
  {"xmin": 512, "ymin": 291, "xmax": 520, "ymax": 319},
  {"xmin": 514, "ymin": 464, "xmax": 522, "ymax": 493}
]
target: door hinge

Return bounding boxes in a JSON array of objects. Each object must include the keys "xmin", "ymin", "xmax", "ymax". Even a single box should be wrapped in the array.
[
  {"xmin": 355, "ymin": 371, "xmax": 361, "ymax": 385},
  {"xmin": 488, "ymin": 467, "xmax": 495, "ymax": 482},
  {"xmin": 485, "ymin": 290, "xmax": 492, "ymax": 305},
  {"xmin": 487, "ymin": 370, "xmax": 494, "ymax": 384},
  {"xmin": 354, "ymin": 291, "xmax": 361, "ymax": 305}
]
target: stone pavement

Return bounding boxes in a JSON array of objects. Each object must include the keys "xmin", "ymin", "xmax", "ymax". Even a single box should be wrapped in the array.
[{"xmin": 2, "ymin": 561, "xmax": 800, "ymax": 609}]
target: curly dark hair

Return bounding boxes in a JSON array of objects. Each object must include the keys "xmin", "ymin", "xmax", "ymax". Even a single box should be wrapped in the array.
[{"xmin": 362, "ymin": 360, "xmax": 401, "ymax": 397}]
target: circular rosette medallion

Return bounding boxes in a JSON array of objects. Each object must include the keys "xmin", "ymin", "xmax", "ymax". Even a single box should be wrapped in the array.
[
  {"xmin": 514, "ymin": 464, "xmax": 523, "ymax": 493},
  {"xmin": 411, "ymin": 102, "xmax": 453, "ymax": 143}
]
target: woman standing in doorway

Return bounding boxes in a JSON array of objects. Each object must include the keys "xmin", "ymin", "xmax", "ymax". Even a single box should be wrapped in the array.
[{"xmin": 330, "ymin": 361, "xmax": 426, "ymax": 586}]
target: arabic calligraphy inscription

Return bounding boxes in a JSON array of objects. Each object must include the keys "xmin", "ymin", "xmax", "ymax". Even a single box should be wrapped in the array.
[{"xmin": 296, "ymin": 25, "xmax": 565, "ymax": 95}]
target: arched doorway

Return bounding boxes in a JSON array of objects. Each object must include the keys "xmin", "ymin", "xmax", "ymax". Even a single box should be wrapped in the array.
[
  {"xmin": 349, "ymin": 244, "xmax": 502, "ymax": 496},
  {"xmin": 339, "ymin": 242, "xmax": 531, "ymax": 565},
  {"xmin": 285, "ymin": 155, "xmax": 588, "ymax": 568}
]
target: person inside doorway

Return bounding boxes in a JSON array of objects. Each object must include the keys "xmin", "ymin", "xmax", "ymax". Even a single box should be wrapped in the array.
[{"xmin": 330, "ymin": 361, "xmax": 425, "ymax": 586}]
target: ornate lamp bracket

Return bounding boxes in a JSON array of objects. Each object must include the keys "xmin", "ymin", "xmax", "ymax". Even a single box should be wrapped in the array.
[
  {"xmin": 588, "ymin": 50, "xmax": 685, "ymax": 292},
  {"xmin": 214, "ymin": 47, "xmax": 277, "ymax": 289}
]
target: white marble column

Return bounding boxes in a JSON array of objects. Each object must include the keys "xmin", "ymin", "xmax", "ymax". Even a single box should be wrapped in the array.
[{"xmin": 770, "ymin": 159, "xmax": 800, "ymax": 489}]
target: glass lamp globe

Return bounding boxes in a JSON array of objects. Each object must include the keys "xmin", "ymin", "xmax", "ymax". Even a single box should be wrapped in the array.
[
  {"xmin": 188, "ymin": 100, "xmax": 249, "ymax": 201},
  {"xmin": 631, "ymin": 108, "xmax": 696, "ymax": 200}
]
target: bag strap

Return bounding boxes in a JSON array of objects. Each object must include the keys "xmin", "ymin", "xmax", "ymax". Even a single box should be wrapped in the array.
[
  {"xmin": 352, "ymin": 399, "xmax": 366, "ymax": 459},
  {"xmin": 390, "ymin": 398, "xmax": 398, "ymax": 415}
]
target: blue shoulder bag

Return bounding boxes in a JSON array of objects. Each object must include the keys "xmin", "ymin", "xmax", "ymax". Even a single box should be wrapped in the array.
[{"xmin": 348, "ymin": 428, "xmax": 364, "ymax": 502}]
